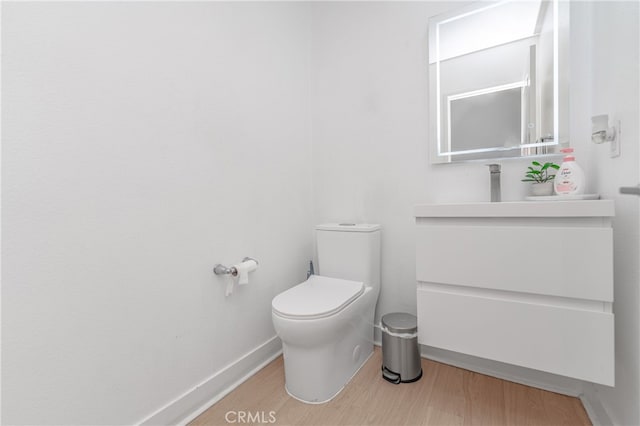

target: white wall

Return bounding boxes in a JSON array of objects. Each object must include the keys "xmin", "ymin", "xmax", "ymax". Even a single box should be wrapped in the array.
[
  {"xmin": 2, "ymin": 2, "xmax": 311, "ymax": 424},
  {"xmin": 579, "ymin": 2, "xmax": 640, "ymax": 425}
]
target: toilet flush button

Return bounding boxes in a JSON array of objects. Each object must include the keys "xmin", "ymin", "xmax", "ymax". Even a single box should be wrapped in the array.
[{"xmin": 352, "ymin": 345, "xmax": 361, "ymax": 363}]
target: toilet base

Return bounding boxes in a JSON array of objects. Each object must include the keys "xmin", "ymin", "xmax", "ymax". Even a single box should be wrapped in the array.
[
  {"xmin": 284, "ymin": 349, "xmax": 374, "ymax": 404},
  {"xmin": 281, "ymin": 329, "xmax": 374, "ymax": 403},
  {"xmin": 273, "ymin": 288, "xmax": 377, "ymax": 404}
]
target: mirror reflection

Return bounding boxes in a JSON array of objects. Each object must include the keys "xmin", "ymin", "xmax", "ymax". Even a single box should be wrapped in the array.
[{"xmin": 429, "ymin": 0, "xmax": 568, "ymax": 163}]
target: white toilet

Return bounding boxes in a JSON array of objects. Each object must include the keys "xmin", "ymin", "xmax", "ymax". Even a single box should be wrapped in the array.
[{"xmin": 271, "ymin": 223, "xmax": 381, "ymax": 403}]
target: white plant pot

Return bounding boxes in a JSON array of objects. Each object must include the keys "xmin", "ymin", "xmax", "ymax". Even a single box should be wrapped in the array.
[{"xmin": 531, "ymin": 181, "xmax": 554, "ymax": 196}]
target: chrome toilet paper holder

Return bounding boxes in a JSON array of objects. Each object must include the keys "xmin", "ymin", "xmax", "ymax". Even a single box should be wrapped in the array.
[{"xmin": 213, "ymin": 257, "xmax": 259, "ymax": 276}]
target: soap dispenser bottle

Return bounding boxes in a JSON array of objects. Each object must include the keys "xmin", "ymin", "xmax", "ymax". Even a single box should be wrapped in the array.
[{"xmin": 554, "ymin": 148, "xmax": 585, "ymax": 195}]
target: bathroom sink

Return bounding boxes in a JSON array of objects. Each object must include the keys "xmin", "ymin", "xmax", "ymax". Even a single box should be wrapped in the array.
[{"xmin": 414, "ymin": 200, "xmax": 614, "ymax": 218}]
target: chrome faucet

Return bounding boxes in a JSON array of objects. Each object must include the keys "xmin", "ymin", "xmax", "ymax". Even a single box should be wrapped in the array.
[{"xmin": 487, "ymin": 164, "xmax": 501, "ymax": 202}]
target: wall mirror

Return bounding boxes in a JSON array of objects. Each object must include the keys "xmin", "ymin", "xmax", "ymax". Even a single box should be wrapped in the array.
[{"xmin": 428, "ymin": 0, "xmax": 569, "ymax": 163}]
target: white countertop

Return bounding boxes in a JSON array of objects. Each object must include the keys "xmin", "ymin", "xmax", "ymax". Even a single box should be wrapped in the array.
[{"xmin": 415, "ymin": 200, "xmax": 615, "ymax": 218}]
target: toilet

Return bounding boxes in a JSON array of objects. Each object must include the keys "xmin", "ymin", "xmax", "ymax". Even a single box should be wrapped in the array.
[{"xmin": 271, "ymin": 223, "xmax": 381, "ymax": 403}]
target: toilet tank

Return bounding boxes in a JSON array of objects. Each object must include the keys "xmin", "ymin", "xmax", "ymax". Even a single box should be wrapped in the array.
[{"xmin": 315, "ymin": 224, "xmax": 381, "ymax": 293}]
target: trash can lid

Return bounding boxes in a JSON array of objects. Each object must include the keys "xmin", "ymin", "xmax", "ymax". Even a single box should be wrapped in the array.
[{"xmin": 381, "ymin": 312, "xmax": 417, "ymax": 334}]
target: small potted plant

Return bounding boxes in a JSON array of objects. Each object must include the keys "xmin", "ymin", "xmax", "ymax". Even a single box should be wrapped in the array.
[{"xmin": 522, "ymin": 161, "xmax": 560, "ymax": 196}]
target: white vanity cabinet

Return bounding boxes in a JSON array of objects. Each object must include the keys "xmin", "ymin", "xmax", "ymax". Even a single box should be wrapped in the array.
[{"xmin": 415, "ymin": 201, "xmax": 615, "ymax": 386}]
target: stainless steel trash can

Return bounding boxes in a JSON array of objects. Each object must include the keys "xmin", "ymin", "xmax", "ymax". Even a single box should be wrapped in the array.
[{"xmin": 381, "ymin": 312, "xmax": 422, "ymax": 384}]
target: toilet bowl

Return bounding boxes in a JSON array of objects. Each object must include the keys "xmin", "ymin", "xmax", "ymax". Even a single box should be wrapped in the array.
[{"xmin": 271, "ymin": 224, "xmax": 381, "ymax": 403}]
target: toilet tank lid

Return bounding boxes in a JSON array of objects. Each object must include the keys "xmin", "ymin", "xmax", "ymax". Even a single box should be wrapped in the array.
[{"xmin": 316, "ymin": 223, "xmax": 381, "ymax": 232}]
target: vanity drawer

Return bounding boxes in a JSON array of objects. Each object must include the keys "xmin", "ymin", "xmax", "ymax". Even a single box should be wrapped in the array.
[
  {"xmin": 416, "ymin": 285, "xmax": 614, "ymax": 385},
  {"xmin": 416, "ymin": 225, "xmax": 613, "ymax": 301}
]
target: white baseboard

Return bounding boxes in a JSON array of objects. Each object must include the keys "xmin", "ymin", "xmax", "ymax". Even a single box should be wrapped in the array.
[
  {"xmin": 580, "ymin": 385, "xmax": 614, "ymax": 426},
  {"xmin": 419, "ymin": 345, "xmax": 585, "ymax": 397},
  {"xmin": 138, "ymin": 336, "xmax": 282, "ymax": 426}
]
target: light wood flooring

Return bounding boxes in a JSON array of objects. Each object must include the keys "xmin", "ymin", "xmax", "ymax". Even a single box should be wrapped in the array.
[{"xmin": 191, "ymin": 347, "xmax": 591, "ymax": 426}]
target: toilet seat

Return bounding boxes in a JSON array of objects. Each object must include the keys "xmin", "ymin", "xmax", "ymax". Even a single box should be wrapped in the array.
[{"xmin": 272, "ymin": 275, "xmax": 364, "ymax": 320}]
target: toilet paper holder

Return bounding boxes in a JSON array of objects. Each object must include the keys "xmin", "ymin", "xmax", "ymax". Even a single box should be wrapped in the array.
[{"xmin": 213, "ymin": 257, "xmax": 259, "ymax": 276}]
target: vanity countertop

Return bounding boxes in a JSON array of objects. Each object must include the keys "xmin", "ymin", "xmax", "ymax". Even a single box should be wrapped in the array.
[{"xmin": 415, "ymin": 200, "xmax": 615, "ymax": 218}]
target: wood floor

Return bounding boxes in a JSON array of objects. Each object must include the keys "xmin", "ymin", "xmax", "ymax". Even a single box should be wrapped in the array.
[{"xmin": 191, "ymin": 347, "xmax": 591, "ymax": 426}]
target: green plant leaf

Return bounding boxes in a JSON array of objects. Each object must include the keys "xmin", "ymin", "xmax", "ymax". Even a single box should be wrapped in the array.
[
  {"xmin": 541, "ymin": 163, "xmax": 551, "ymax": 171},
  {"xmin": 529, "ymin": 170, "xmax": 541, "ymax": 174},
  {"xmin": 532, "ymin": 161, "xmax": 541, "ymax": 166},
  {"xmin": 521, "ymin": 179, "xmax": 537, "ymax": 182},
  {"xmin": 550, "ymin": 164, "xmax": 560, "ymax": 169}
]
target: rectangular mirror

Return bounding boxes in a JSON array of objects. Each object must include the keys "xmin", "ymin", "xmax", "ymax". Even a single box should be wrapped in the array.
[{"xmin": 428, "ymin": 0, "xmax": 569, "ymax": 163}]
